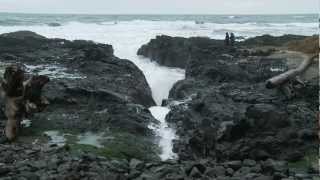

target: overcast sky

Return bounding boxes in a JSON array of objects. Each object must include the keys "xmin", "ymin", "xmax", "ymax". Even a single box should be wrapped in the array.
[{"xmin": 0, "ymin": 0, "xmax": 318, "ymax": 14}]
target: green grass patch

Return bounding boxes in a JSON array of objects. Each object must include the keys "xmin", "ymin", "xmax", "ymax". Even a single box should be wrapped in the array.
[
  {"xmin": 288, "ymin": 149, "xmax": 318, "ymax": 173},
  {"xmin": 66, "ymin": 131, "xmax": 160, "ymax": 162}
]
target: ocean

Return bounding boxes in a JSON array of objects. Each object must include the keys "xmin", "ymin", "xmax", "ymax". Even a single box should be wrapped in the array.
[
  {"xmin": 0, "ymin": 14, "xmax": 317, "ymax": 37},
  {"xmin": 0, "ymin": 13, "xmax": 318, "ymax": 159},
  {"xmin": 0, "ymin": 13, "xmax": 317, "ymax": 25}
]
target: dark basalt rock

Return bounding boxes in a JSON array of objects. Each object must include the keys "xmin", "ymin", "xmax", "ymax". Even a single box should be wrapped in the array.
[
  {"xmin": 137, "ymin": 35, "xmax": 191, "ymax": 68},
  {"xmin": 240, "ymin": 34, "xmax": 307, "ymax": 47},
  {"xmin": 0, "ymin": 31, "xmax": 155, "ymax": 107},
  {"xmin": 137, "ymin": 35, "xmax": 226, "ymax": 68},
  {"xmin": 138, "ymin": 34, "xmax": 307, "ymax": 70},
  {"xmin": 138, "ymin": 35, "xmax": 318, "ymax": 167},
  {"xmin": 0, "ymin": 31, "xmax": 46, "ymax": 40},
  {"xmin": 0, "ymin": 31, "xmax": 157, "ymax": 161},
  {"xmin": 48, "ymin": 22, "xmax": 62, "ymax": 27},
  {"xmin": 0, "ymin": 143, "xmax": 307, "ymax": 180}
]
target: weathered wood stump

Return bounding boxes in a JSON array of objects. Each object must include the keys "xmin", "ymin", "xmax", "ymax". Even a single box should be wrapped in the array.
[{"xmin": 0, "ymin": 65, "xmax": 49, "ymax": 141}]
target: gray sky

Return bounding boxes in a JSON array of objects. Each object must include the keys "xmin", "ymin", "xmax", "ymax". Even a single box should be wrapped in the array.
[{"xmin": 0, "ymin": 0, "xmax": 318, "ymax": 14}]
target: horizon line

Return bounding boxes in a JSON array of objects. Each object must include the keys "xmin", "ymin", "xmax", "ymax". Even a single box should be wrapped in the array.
[{"xmin": 0, "ymin": 11, "xmax": 317, "ymax": 16}]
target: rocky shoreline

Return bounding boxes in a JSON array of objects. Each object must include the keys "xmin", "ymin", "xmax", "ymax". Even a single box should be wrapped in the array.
[
  {"xmin": 140, "ymin": 35, "xmax": 318, "ymax": 178},
  {"xmin": 0, "ymin": 31, "xmax": 318, "ymax": 180},
  {"xmin": 0, "ymin": 31, "xmax": 159, "ymax": 161}
]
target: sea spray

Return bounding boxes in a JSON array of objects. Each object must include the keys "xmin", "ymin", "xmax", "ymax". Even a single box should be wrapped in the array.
[{"xmin": 149, "ymin": 106, "xmax": 178, "ymax": 160}]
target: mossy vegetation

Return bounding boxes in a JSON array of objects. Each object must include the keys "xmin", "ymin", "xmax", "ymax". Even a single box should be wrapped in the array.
[
  {"xmin": 99, "ymin": 132, "xmax": 160, "ymax": 161},
  {"xmin": 288, "ymin": 149, "xmax": 318, "ymax": 173},
  {"xmin": 17, "ymin": 114, "xmax": 160, "ymax": 162},
  {"xmin": 66, "ymin": 131, "xmax": 160, "ymax": 162},
  {"xmin": 286, "ymin": 35, "xmax": 319, "ymax": 55}
]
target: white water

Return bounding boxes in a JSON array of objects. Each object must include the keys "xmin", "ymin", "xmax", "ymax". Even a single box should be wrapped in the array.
[
  {"xmin": 270, "ymin": 67, "xmax": 285, "ymax": 72},
  {"xmin": 21, "ymin": 119, "xmax": 32, "ymax": 128},
  {"xmin": 149, "ymin": 106, "xmax": 177, "ymax": 160},
  {"xmin": 0, "ymin": 20, "xmax": 315, "ymax": 160},
  {"xmin": 77, "ymin": 132, "xmax": 104, "ymax": 148},
  {"xmin": 44, "ymin": 130, "xmax": 66, "ymax": 147},
  {"xmin": 25, "ymin": 64, "xmax": 86, "ymax": 79},
  {"xmin": 43, "ymin": 131, "xmax": 106, "ymax": 148}
]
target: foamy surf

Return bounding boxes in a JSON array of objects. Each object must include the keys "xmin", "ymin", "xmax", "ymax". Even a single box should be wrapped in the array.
[
  {"xmin": 44, "ymin": 130, "xmax": 66, "ymax": 147},
  {"xmin": 77, "ymin": 132, "xmax": 105, "ymax": 148},
  {"xmin": 149, "ymin": 106, "xmax": 177, "ymax": 160},
  {"xmin": 25, "ymin": 64, "xmax": 86, "ymax": 79}
]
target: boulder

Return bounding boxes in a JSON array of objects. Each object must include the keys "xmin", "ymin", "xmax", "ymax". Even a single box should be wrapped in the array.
[
  {"xmin": 245, "ymin": 104, "xmax": 290, "ymax": 130},
  {"xmin": 138, "ymin": 35, "xmax": 225, "ymax": 69},
  {"xmin": 130, "ymin": 159, "xmax": 145, "ymax": 171}
]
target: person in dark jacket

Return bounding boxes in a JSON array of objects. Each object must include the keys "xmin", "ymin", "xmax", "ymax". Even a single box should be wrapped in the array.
[
  {"xmin": 230, "ymin": 33, "xmax": 235, "ymax": 46},
  {"xmin": 225, "ymin": 32, "xmax": 230, "ymax": 46}
]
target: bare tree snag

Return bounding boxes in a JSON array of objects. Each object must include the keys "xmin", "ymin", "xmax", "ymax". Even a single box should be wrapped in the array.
[
  {"xmin": 1, "ymin": 65, "xmax": 49, "ymax": 141},
  {"xmin": 266, "ymin": 55, "xmax": 318, "ymax": 89}
]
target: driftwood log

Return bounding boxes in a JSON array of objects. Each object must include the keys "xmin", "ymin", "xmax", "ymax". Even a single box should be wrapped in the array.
[
  {"xmin": 0, "ymin": 65, "xmax": 49, "ymax": 141},
  {"xmin": 266, "ymin": 55, "xmax": 318, "ymax": 89}
]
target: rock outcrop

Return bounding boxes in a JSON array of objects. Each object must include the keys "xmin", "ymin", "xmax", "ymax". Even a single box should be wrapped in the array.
[
  {"xmin": 137, "ymin": 34, "xmax": 308, "ymax": 69},
  {"xmin": 139, "ymin": 35, "xmax": 318, "ymax": 175},
  {"xmin": 138, "ymin": 35, "xmax": 226, "ymax": 69},
  {"xmin": 0, "ymin": 31, "xmax": 158, "ymax": 161},
  {"xmin": 240, "ymin": 34, "xmax": 307, "ymax": 47}
]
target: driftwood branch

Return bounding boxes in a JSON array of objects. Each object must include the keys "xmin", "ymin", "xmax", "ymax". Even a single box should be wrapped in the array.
[
  {"xmin": 1, "ymin": 65, "xmax": 49, "ymax": 141},
  {"xmin": 266, "ymin": 55, "xmax": 318, "ymax": 89}
]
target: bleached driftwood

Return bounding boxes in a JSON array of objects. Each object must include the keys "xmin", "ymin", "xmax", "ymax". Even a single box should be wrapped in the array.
[{"xmin": 266, "ymin": 55, "xmax": 318, "ymax": 89}]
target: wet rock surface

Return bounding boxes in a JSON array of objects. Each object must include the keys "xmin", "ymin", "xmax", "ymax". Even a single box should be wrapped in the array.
[
  {"xmin": 137, "ymin": 34, "xmax": 307, "ymax": 69},
  {"xmin": 0, "ymin": 31, "xmax": 158, "ymax": 162},
  {"xmin": 138, "ymin": 35, "xmax": 226, "ymax": 69},
  {"xmin": 140, "ymin": 35, "xmax": 318, "ymax": 177},
  {"xmin": 0, "ymin": 31, "xmax": 155, "ymax": 107},
  {"xmin": 240, "ymin": 34, "xmax": 307, "ymax": 47}
]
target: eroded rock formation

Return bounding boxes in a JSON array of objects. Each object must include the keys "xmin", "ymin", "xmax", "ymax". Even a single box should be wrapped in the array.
[
  {"xmin": 139, "ymin": 34, "xmax": 318, "ymax": 178},
  {"xmin": 0, "ymin": 31, "xmax": 158, "ymax": 161}
]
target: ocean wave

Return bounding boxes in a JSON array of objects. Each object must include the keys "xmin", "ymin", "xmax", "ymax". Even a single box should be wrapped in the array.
[
  {"xmin": 0, "ymin": 20, "xmax": 317, "ymax": 44},
  {"xmin": 293, "ymin": 15, "xmax": 305, "ymax": 18},
  {"xmin": 228, "ymin": 15, "xmax": 237, "ymax": 19}
]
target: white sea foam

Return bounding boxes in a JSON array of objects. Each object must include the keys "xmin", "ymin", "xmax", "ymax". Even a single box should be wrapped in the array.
[
  {"xmin": 77, "ymin": 132, "xmax": 105, "ymax": 148},
  {"xmin": 25, "ymin": 64, "xmax": 86, "ymax": 79},
  {"xmin": 21, "ymin": 119, "xmax": 32, "ymax": 128},
  {"xmin": 0, "ymin": 62, "xmax": 12, "ymax": 75},
  {"xmin": 44, "ymin": 130, "xmax": 66, "ymax": 147},
  {"xmin": 270, "ymin": 67, "xmax": 285, "ymax": 72},
  {"xmin": 149, "ymin": 106, "xmax": 177, "ymax": 160}
]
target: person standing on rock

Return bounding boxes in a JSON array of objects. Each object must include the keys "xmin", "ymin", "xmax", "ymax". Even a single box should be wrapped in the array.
[
  {"xmin": 230, "ymin": 33, "xmax": 235, "ymax": 46},
  {"xmin": 225, "ymin": 32, "xmax": 230, "ymax": 46}
]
